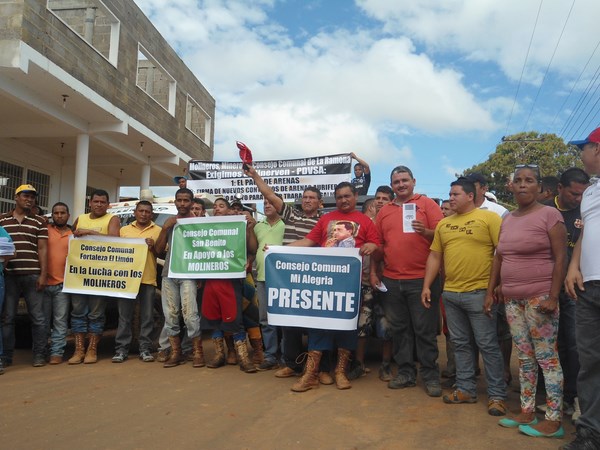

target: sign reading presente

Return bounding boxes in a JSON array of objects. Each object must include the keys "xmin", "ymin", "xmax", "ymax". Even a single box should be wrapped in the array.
[
  {"xmin": 187, "ymin": 153, "xmax": 352, "ymax": 203},
  {"xmin": 168, "ymin": 215, "xmax": 247, "ymax": 279},
  {"xmin": 63, "ymin": 235, "xmax": 148, "ymax": 299},
  {"xmin": 265, "ymin": 246, "xmax": 362, "ymax": 330}
]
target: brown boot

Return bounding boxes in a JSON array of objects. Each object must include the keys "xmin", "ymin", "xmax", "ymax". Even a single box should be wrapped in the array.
[
  {"xmin": 234, "ymin": 339, "xmax": 256, "ymax": 373},
  {"xmin": 68, "ymin": 333, "xmax": 86, "ymax": 365},
  {"xmin": 207, "ymin": 337, "xmax": 226, "ymax": 368},
  {"xmin": 291, "ymin": 351, "xmax": 322, "ymax": 392},
  {"xmin": 250, "ymin": 338, "xmax": 265, "ymax": 366},
  {"xmin": 192, "ymin": 337, "xmax": 205, "ymax": 368},
  {"xmin": 83, "ymin": 334, "xmax": 101, "ymax": 364},
  {"xmin": 335, "ymin": 348, "xmax": 352, "ymax": 390},
  {"xmin": 163, "ymin": 336, "xmax": 184, "ymax": 368},
  {"xmin": 224, "ymin": 335, "xmax": 237, "ymax": 365}
]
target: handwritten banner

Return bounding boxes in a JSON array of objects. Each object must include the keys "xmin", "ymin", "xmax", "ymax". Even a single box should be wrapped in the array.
[
  {"xmin": 187, "ymin": 154, "xmax": 352, "ymax": 202},
  {"xmin": 265, "ymin": 246, "xmax": 362, "ymax": 330},
  {"xmin": 63, "ymin": 235, "xmax": 148, "ymax": 299},
  {"xmin": 168, "ymin": 216, "xmax": 247, "ymax": 279}
]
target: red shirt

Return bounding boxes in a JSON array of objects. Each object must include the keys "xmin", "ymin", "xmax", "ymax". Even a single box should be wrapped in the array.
[
  {"xmin": 376, "ymin": 194, "xmax": 443, "ymax": 279},
  {"xmin": 306, "ymin": 210, "xmax": 380, "ymax": 248}
]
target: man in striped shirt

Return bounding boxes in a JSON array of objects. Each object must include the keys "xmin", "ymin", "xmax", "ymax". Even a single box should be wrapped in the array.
[{"xmin": 0, "ymin": 184, "xmax": 48, "ymax": 367}]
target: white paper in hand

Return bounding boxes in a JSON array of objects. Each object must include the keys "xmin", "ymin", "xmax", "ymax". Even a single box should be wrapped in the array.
[{"xmin": 403, "ymin": 203, "xmax": 416, "ymax": 233}]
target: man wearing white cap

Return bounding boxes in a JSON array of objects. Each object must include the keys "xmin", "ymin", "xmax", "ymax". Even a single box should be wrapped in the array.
[
  {"xmin": 564, "ymin": 127, "xmax": 600, "ymax": 450},
  {"xmin": 0, "ymin": 184, "xmax": 48, "ymax": 367}
]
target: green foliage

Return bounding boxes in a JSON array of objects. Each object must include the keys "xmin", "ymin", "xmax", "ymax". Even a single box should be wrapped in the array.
[{"xmin": 463, "ymin": 131, "xmax": 582, "ymax": 204}]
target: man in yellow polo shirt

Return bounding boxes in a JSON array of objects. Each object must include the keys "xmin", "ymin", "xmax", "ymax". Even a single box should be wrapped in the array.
[
  {"xmin": 112, "ymin": 201, "xmax": 161, "ymax": 363},
  {"xmin": 68, "ymin": 189, "xmax": 120, "ymax": 364}
]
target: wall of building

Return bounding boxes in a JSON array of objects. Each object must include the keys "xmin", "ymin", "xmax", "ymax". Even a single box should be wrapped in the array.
[{"xmin": 14, "ymin": 0, "xmax": 215, "ymax": 160}]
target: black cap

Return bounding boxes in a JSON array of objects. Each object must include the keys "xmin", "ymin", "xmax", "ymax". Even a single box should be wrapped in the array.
[{"xmin": 465, "ymin": 172, "xmax": 487, "ymax": 186}]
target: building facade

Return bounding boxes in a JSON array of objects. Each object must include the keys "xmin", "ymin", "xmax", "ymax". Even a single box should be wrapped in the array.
[{"xmin": 0, "ymin": 0, "xmax": 215, "ymax": 216}]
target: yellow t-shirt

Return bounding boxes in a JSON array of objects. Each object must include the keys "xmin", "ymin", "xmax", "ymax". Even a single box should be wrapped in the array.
[
  {"xmin": 76, "ymin": 213, "xmax": 114, "ymax": 235},
  {"xmin": 431, "ymin": 208, "xmax": 501, "ymax": 292},
  {"xmin": 120, "ymin": 221, "xmax": 162, "ymax": 286}
]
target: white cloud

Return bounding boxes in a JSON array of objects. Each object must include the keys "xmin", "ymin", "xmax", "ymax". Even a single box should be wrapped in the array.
[
  {"xmin": 134, "ymin": 0, "xmax": 508, "ymax": 166},
  {"xmin": 356, "ymin": 0, "xmax": 600, "ymax": 85}
]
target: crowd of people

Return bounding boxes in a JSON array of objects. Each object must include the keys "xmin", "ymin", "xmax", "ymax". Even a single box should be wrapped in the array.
[{"xmin": 1, "ymin": 139, "xmax": 599, "ymax": 449}]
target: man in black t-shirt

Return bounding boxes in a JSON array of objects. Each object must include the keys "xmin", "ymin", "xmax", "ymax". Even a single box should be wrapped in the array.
[
  {"xmin": 545, "ymin": 167, "xmax": 590, "ymax": 421},
  {"xmin": 350, "ymin": 152, "xmax": 371, "ymax": 195}
]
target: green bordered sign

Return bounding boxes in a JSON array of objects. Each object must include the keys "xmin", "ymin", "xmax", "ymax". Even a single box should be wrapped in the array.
[{"xmin": 168, "ymin": 216, "xmax": 247, "ymax": 279}]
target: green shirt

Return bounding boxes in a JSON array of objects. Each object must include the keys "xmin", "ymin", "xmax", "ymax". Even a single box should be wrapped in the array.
[{"xmin": 254, "ymin": 219, "xmax": 284, "ymax": 281}]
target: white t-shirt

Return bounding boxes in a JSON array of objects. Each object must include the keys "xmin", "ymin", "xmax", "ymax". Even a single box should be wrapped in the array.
[
  {"xmin": 580, "ymin": 180, "xmax": 600, "ymax": 282},
  {"xmin": 480, "ymin": 198, "xmax": 509, "ymax": 218}
]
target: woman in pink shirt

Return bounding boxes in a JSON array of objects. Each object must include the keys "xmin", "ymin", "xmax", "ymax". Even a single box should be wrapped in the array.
[{"xmin": 486, "ymin": 165, "xmax": 567, "ymax": 438}]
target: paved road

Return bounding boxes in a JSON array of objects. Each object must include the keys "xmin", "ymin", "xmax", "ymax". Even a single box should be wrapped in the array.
[{"xmin": 1, "ymin": 335, "xmax": 571, "ymax": 449}]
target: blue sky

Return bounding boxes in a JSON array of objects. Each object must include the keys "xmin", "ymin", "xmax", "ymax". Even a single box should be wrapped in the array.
[{"xmin": 130, "ymin": 0, "xmax": 600, "ymax": 200}]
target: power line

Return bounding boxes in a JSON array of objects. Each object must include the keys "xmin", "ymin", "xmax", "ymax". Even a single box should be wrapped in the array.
[
  {"xmin": 561, "ymin": 64, "xmax": 600, "ymax": 138},
  {"xmin": 504, "ymin": 0, "xmax": 544, "ymax": 136},
  {"xmin": 524, "ymin": 0, "xmax": 576, "ymax": 130},
  {"xmin": 551, "ymin": 37, "xmax": 600, "ymax": 129}
]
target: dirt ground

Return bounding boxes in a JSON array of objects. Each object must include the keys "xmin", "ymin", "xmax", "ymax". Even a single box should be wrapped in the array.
[{"xmin": 1, "ymin": 334, "xmax": 572, "ymax": 450}]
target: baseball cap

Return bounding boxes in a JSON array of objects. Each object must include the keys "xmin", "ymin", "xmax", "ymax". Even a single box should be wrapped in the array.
[
  {"xmin": 15, "ymin": 184, "xmax": 37, "ymax": 195},
  {"xmin": 465, "ymin": 172, "xmax": 487, "ymax": 186},
  {"xmin": 568, "ymin": 127, "xmax": 600, "ymax": 149}
]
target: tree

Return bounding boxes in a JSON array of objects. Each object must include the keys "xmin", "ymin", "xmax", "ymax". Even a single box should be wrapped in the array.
[{"xmin": 462, "ymin": 131, "xmax": 582, "ymax": 204}]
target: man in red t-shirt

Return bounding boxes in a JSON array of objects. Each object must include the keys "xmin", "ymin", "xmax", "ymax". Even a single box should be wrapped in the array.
[
  {"xmin": 370, "ymin": 165, "xmax": 444, "ymax": 397},
  {"xmin": 288, "ymin": 182, "xmax": 379, "ymax": 392}
]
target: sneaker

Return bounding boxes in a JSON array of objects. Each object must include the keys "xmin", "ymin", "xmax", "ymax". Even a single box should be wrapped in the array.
[
  {"xmin": 561, "ymin": 427, "xmax": 600, "ymax": 450},
  {"xmin": 378, "ymin": 362, "xmax": 393, "ymax": 382},
  {"xmin": 425, "ymin": 382, "xmax": 443, "ymax": 397},
  {"xmin": 388, "ymin": 373, "xmax": 416, "ymax": 389},
  {"xmin": 442, "ymin": 389, "xmax": 477, "ymax": 404},
  {"xmin": 112, "ymin": 352, "xmax": 128, "ymax": 363},
  {"xmin": 32, "ymin": 355, "xmax": 46, "ymax": 367},
  {"xmin": 156, "ymin": 349, "xmax": 171, "ymax": 362},
  {"xmin": 139, "ymin": 351, "xmax": 155, "ymax": 363},
  {"xmin": 256, "ymin": 360, "xmax": 278, "ymax": 371},
  {"xmin": 488, "ymin": 399, "xmax": 507, "ymax": 416}
]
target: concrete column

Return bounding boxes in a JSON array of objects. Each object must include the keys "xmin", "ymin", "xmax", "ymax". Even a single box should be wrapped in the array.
[
  {"xmin": 73, "ymin": 134, "xmax": 89, "ymax": 219},
  {"xmin": 140, "ymin": 163, "xmax": 151, "ymax": 192}
]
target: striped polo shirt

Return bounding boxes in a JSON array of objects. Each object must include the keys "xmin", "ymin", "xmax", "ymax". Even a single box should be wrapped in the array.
[
  {"xmin": 0, "ymin": 211, "xmax": 48, "ymax": 275},
  {"xmin": 280, "ymin": 203, "xmax": 321, "ymax": 244}
]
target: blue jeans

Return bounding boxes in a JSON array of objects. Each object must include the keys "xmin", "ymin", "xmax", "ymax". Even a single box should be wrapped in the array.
[
  {"xmin": 558, "ymin": 291, "xmax": 579, "ymax": 404},
  {"xmin": 71, "ymin": 294, "xmax": 106, "ymax": 334},
  {"xmin": 115, "ymin": 284, "xmax": 155, "ymax": 354},
  {"xmin": 161, "ymin": 277, "xmax": 200, "ymax": 338},
  {"xmin": 257, "ymin": 281, "xmax": 279, "ymax": 363},
  {"xmin": 308, "ymin": 329, "xmax": 357, "ymax": 351},
  {"xmin": 382, "ymin": 277, "xmax": 441, "ymax": 383},
  {"xmin": 43, "ymin": 284, "xmax": 71, "ymax": 357},
  {"xmin": 575, "ymin": 281, "xmax": 600, "ymax": 434},
  {"xmin": 2, "ymin": 274, "xmax": 47, "ymax": 359},
  {"xmin": 443, "ymin": 290, "xmax": 506, "ymax": 400}
]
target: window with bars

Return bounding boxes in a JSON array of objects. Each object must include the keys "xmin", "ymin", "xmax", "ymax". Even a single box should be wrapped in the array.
[
  {"xmin": 27, "ymin": 170, "xmax": 50, "ymax": 214},
  {"xmin": 0, "ymin": 161, "xmax": 51, "ymax": 214},
  {"xmin": 0, "ymin": 161, "xmax": 24, "ymax": 214}
]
